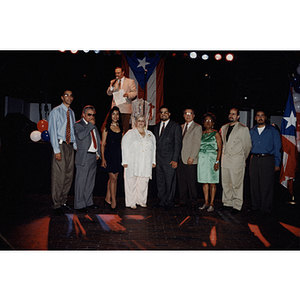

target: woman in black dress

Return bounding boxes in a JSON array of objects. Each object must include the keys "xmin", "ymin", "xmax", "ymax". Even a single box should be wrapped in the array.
[{"xmin": 101, "ymin": 106, "xmax": 123, "ymax": 210}]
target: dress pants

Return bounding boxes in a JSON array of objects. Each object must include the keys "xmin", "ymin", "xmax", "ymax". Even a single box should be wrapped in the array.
[
  {"xmin": 177, "ymin": 158, "xmax": 198, "ymax": 205},
  {"xmin": 124, "ymin": 170, "xmax": 150, "ymax": 207},
  {"xmin": 250, "ymin": 155, "xmax": 275, "ymax": 214},
  {"xmin": 51, "ymin": 143, "xmax": 74, "ymax": 209},
  {"xmin": 121, "ymin": 113, "xmax": 131, "ymax": 133},
  {"xmin": 74, "ymin": 153, "xmax": 97, "ymax": 209},
  {"xmin": 221, "ymin": 167, "xmax": 245, "ymax": 211},
  {"xmin": 156, "ymin": 163, "xmax": 177, "ymax": 207}
]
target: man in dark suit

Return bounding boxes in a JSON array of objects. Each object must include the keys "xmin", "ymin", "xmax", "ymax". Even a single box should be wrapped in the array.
[
  {"xmin": 74, "ymin": 105, "xmax": 101, "ymax": 213},
  {"xmin": 153, "ymin": 105, "xmax": 182, "ymax": 210}
]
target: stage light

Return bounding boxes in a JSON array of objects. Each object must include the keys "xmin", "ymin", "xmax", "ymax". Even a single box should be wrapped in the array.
[
  {"xmin": 190, "ymin": 52, "xmax": 197, "ymax": 59},
  {"xmin": 182, "ymin": 52, "xmax": 188, "ymax": 58},
  {"xmin": 94, "ymin": 50, "xmax": 100, "ymax": 54},
  {"xmin": 70, "ymin": 50, "xmax": 78, "ymax": 54},
  {"xmin": 214, "ymin": 53, "xmax": 222, "ymax": 61},
  {"xmin": 83, "ymin": 50, "xmax": 89, "ymax": 53},
  {"xmin": 59, "ymin": 50, "xmax": 66, "ymax": 53},
  {"xmin": 172, "ymin": 52, "xmax": 177, "ymax": 57},
  {"xmin": 115, "ymin": 51, "xmax": 121, "ymax": 55},
  {"xmin": 202, "ymin": 54, "xmax": 209, "ymax": 60},
  {"xmin": 226, "ymin": 53, "xmax": 234, "ymax": 61}
]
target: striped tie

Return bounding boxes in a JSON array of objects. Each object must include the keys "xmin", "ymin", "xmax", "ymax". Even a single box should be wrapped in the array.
[{"xmin": 66, "ymin": 109, "xmax": 71, "ymax": 144}]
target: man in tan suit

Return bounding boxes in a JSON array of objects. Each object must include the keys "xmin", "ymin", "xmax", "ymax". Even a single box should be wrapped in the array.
[
  {"xmin": 220, "ymin": 108, "xmax": 252, "ymax": 213},
  {"xmin": 107, "ymin": 67, "xmax": 137, "ymax": 133},
  {"xmin": 176, "ymin": 107, "xmax": 202, "ymax": 209}
]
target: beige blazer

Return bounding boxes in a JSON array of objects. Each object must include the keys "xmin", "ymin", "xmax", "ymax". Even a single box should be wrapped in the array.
[
  {"xmin": 107, "ymin": 77, "xmax": 137, "ymax": 114},
  {"xmin": 180, "ymin": 121, "xmax": 202, "ymax": 164},
  {"xmin": 220, "ymin": 122, "xmax": 252, "ymax": 169}
]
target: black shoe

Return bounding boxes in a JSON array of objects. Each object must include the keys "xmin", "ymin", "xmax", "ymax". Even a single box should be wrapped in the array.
[
  {"xmin": 164, "ymin": 205, "xmax": 172, "ymax": 211},
  {"xmin": 110, "ymin": 206, "xmax": 116, "ymax": 212},
  {"xmin": 152, "ymin": 203, "xmax": 163, "ymax": 208},
  {"xmin": 62, "ymin": 203, "xmax": 72, "ymax": 210},
  {"xmin": 231, "ymin": 208, "xmax": 240, "ymax": 214},
  {"xmin": 218, "ymin": 206, "xmax": 233, "ymax": 211},
  {"xmin": 87, "ymin": 204, "xmax": 98, "ymax": 209},
  {"xmin": 175, "ymin": 202, "xmax": 186, "ymax": 207},
  {"xmin": 75, "ymin": 207, "xmax": 89, "ymax": 213},
  {"xmin": 54, "ymin": 207, "xmax": 64, "ymax": 216}
]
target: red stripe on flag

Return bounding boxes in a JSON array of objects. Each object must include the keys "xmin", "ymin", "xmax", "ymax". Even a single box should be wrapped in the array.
[{"xmin": 156, "ymin": 58, "xmax": 164, "ymax": 124}]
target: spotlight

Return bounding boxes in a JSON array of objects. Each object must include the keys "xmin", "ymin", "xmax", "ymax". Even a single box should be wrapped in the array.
[
  {"xmin": 189, "ymin": 52, "xmax": 197, "ymax": 59},
  {"xmin": 182, "ymin": 52, "xmax": 188, "ymax": 58},
  {"xmin": 83, "ymin": 50, "xmax": 90, "ymax": 53},
  {"xmin": 172, "ymin": 52, "xmax": 177, "ymax": 58},
  {"xmin": 94, "ymin": 50, "xmax": 100, "ymax": 54},
  {"xmin": 214, "ymin": 53, "xmax": 222, "ymax": 61},
  {"xmin": 226, "ymin": 53, "xmax": 234, "ymax": 61},
  {"xmin": 201, "ymin": 54, "xmax": 209, "ymax": 60},
  {"xmin": 70, "ymin": 50, "xmax": 78, "ymax": 54}
]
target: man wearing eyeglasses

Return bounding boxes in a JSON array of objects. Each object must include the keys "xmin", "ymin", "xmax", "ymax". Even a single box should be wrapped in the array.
[
  {"xmin": 48, "ymin": 90, "xmax": 77, "ymax": 216},
  {"xmin": 73, "ymin": 105, "xmax": 101, "ymax": 213},
  {"xmin": 176, "ymin": 107, "xmax": 202, "ymax": 209}
]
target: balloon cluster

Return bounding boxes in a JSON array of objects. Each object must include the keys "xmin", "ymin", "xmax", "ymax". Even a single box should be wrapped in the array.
[
  {"xmin": 291, "ymin": 64, "xmax": 300, "ymax": 152},
  {"xmin": 30, "ymin": 120, "xmax": 50, "ymax": 142}
]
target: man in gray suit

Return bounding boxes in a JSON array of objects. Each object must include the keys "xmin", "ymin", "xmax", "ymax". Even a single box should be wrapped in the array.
[
  {"xmin": 74, "ymin": 105, "xmax": 101, "ymax": 213},
  {"xmin": 220, "ymin": 108, "xmax": 252, "ymax": 213},
  {"xmin": 176, "ymin": 107, "xmax": 202, "ymax": 209}
]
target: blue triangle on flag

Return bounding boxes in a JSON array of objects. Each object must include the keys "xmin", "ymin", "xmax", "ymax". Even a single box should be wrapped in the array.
[{"xmin": 125, "ymin": 52, "xmax": 160, "ymax": 89}]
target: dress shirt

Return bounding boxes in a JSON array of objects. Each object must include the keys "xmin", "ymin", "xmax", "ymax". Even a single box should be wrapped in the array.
[
  {"xmin": 110, "ymin": 77, "xmax": 124, "ymax": 91},
  {"xmin": 48, "ymin": 103, "xmax": 77, "ymax": 154},
  {"xmin": 159, "ymin": 119, "xmax": 170, "ymax": 136},
  {"xmin": 83, "ymin": 119, "xmax": 98, "ymax": 153},
  {"xmin": 250, "ymin": 124, "xmax": 281, "ymax": 167},
  {"xmin": 183, "ymin": 120, "xmax": 194, "ymax": 133}
]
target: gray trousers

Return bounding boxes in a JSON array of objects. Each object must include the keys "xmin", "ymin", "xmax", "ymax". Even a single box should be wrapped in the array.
[
  {"xmin": 51, "ymin": 143, "xmax": 74, "ymax": 209},
  {"xmin": 74, "ymin": 153, "xmax": 97, "ymax": 209}
]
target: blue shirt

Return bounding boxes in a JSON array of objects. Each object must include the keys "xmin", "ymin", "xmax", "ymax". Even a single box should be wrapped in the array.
[
  {"xmin": 48, "ymin": 103, "xmax": 77, "ymax": 154},
  {"xmin": 250, "ymin": 124, "xmax": 281, "ymax": 167}
]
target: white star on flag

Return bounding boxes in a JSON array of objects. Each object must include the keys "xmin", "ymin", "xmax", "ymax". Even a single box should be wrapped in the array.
[
  {"xmin": 283, "ymin": 111, "xmax": 297, "ymax": 129},
  {"xmin": 137, "ymin": 57, "xmax": 150, "ymax": 70}
]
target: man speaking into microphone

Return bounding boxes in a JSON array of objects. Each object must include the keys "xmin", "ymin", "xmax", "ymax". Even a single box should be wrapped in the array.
[{"xmin": 107, "ymin": 67, "xmax": 137, "ymax": 133}]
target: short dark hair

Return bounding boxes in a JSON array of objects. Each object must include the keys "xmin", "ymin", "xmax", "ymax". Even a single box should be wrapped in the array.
[
  {"xmin": 183, "ymin": 107, "xmax": 195, "ymax": 115},
  {"xmin": 202, "ymin": 112, "xmax": 216, "ymax": 124},
  {"xmin": 230, "ymin": 107, "xmax": 240, "ymax": 116},
  {"xmin": 159, "ymin": 105, "xmax": 170, "ymax": 113}
]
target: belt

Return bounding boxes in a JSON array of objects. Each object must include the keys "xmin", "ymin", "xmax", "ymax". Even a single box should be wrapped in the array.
[
  {"xmin": 87, "ymin": 152, "xmax": 97, "ymax": 155},
  {"xmin": 59, "ymin": 139, "xmax": 73, "ymax": 145},
  {"xmin": 252, "ymin": 153, "xmax": 273, "ymax": 157}
]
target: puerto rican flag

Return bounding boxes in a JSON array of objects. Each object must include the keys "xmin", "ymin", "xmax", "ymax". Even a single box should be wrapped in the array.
[
  {"xmin": 279, "ymin": 84, "xmax": 298, "ymax": 194},
  {"xmin": 122, "ymin": 52, "xmax": 164, "ymax": 125}
]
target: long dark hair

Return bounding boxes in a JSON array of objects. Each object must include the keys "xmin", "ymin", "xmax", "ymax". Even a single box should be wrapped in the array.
[{"xmin": 101, "ymin": 106, "xmax": 123, "ymax": 132}]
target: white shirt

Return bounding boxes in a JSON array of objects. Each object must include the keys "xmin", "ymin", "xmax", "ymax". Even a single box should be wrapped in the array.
[
  {"xmin": 159, "ymin": 119, "xmax": 170, "ymax": 135},
  {"xmin": 257, "ymin": 125, "xmax": 265, "ymax": 135},
  {"xmin": 183, "ymin": 120, "xmax": 194, "ymax": 133},
  {"xmin": 110, "ymin": 76, "xmax": 124, "ymax": 91}
]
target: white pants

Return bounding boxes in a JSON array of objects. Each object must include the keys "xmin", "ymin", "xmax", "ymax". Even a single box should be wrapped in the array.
[{"xmin": 124, "ymin": 172, "xmax": 150, "ymax": 207}]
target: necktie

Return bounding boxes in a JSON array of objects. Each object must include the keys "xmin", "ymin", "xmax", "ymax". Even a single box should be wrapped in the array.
[
  {"xmin": 119, "ymin": 79, "xmax": 122, "ymax": 90},
  {"xmin": 66, "ymin": 109, "xmax": 71, "ymax": 144},
  {"xmin": 182, "ymin": 123, "xmax": 188, "ymax": 137},
  {"xmin": 91, "ymin": 130, "xmax": 97, "ymax": 150},
  {"xmin": 160, "ymin": 122, "xmax": 165, "ymax": 136}
]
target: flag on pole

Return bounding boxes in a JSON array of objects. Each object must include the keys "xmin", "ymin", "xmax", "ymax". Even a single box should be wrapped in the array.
[
  {"xmin": 279, "ymin": 84, "xmax": 298, "ymax": 194},
  {"xmin": 122, "ymin": 52, "xmax": 164, "ymax": 125}
]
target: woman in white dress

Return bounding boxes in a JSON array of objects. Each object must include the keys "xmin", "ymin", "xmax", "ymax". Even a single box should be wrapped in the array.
[{"xmin": 121, "ymin": 115, "xmax": 156, "ymax": 209}]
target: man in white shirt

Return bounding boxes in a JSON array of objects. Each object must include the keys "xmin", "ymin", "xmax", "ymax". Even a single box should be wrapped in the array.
[
  {"xmin": 74, "ymin": 105, "xmax": 101, "ymax": 213},
  {"xmin": 107, "ymin": 67, "xmax": 137, "ymax": 133}
]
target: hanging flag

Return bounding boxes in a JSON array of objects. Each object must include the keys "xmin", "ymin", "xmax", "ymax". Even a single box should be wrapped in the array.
[
  {"xmin": 122, "ymin": 52, "xmax": 164, "ymax": 125},
  {"xmin": 279, "ymin": 84, "xmax": 298, "ymax": 194}
]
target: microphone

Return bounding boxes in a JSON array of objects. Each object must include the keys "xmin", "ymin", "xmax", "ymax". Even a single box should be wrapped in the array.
[{"xmin": 112, "ymin": 78, "xmax": 118, "ymax": 86}]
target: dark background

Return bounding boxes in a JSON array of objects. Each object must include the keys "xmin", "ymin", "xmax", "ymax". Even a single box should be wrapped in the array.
[{"xmin": 0, "ymin": 50, "xmax": 299, "ymax": 201}]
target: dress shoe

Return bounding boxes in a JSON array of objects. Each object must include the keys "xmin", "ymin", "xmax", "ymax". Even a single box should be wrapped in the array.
[
  {"xmin": 110, "ymin": 206, "xmax": 116, "ymax": 211},
  {"xmin": 54, "ymin": 207, "xmax": 64, "ymax": 216},
  {"xmin": 218, "ymin": 206, "xmax": 233, "ymax": 211},
  {"xmin": 75, "ymin": 207, "xmax": 89, "ymax": 213},
  {"xmin": 175, "ymin": 202, "xmax": 186, "ymax": 207},
  {"xmin": 199, "ymin": 204, "xmax": 209, "ymax": 210},
  {"xmin": 104, "ymin": 199, "xmax": 111, "ymax": 207},
  {"xmin": 231, "ymin": 208, "xmax": 240, "ymax": 214},
  {"xmin": 207, "ymin": 206, "xmax": 214, "ymax": 212},
  {"xmin": 62, "ymin": 203, "xmax": 72, "ymax": 210},
  {"xmin": 87, "ymin": 204, "xmax": 98, "ymax": 209}
]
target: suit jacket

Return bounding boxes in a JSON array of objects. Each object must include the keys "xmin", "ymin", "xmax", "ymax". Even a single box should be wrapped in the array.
[
  {"xmin": 153, "ymin": 120, "xmax": 182, "ymax": 165},
  {"xmin": 107, "ymin": 77, "xmax": 137, "ymax": 114},
  {"xmin": 220, "ymin": 122, "xmax": 252, "ymax": 169},
  {"xmin": 74, "ymin": 119, "xmax": 101, "ymax": 166},
  {"xmin": 181, "ymin": 121, "xmax": 202, "ymax": 164}
]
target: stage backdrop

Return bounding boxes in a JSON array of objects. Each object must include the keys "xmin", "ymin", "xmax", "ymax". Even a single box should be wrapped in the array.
[{"xmin": 122, "ymin": 52, "xmax": 164, "ymax": 125}]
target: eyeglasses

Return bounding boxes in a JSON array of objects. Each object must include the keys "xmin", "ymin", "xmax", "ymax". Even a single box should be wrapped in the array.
[
  {"xmin": 87, "ymin": 113, "xmax": 96, "ymax": 117},
  {"xmin": 184, "ymin": 112, "xmax": 194, "ymax": 116},
  {"xmin": 64, "ymin": 94, "xmax": 73, "ymax": 97},
  {"xmin": 204, "ymin": 119, "xmax": 213, "ymax": 122}
]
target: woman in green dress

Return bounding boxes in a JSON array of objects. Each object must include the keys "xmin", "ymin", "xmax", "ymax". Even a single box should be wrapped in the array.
[{"xmin": 197, "ymin": 113, "xmax": 222, "ymax": 212}]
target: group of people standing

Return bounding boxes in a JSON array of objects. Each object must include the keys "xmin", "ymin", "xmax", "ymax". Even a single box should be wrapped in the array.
[{"xmin": 48, "ymin": 67, "xmax": 282, "ymax": 218}]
